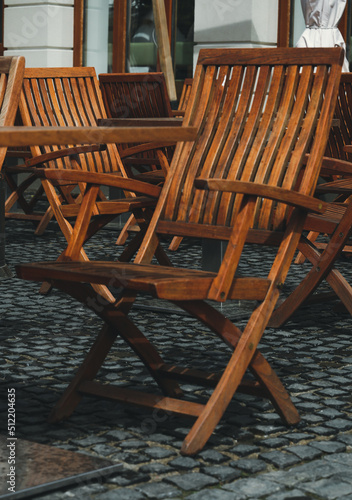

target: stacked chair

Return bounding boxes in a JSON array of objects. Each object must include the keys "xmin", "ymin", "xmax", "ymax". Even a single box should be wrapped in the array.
[{"xmin": 16, "ymin": 47, "xmax": 344, "ymax": 455}]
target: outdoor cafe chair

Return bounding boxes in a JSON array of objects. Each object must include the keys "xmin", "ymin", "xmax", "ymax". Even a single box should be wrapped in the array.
[
  {"xmin": 2, "ymin": 66, "xmax": 176, "ymax": 302},
  {"xmin": 15, "ymin": 47, "xmax": 343, "ymax": 455},
  {"xmin": 98, "ymin": 72, "xmax": 192, "ymax": 247}
]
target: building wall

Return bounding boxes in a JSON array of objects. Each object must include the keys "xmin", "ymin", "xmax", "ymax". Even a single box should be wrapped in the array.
[
  {"xmin": 193, "ymin": 0, "xmax": 280, "ymax": 67},
  {"xmin": 4, "ymin": 0, "xmax": 285, "ymax": 71},
  {"xmin": 4, "ymin": 0, "xmax": 74, "ymax": 67}
]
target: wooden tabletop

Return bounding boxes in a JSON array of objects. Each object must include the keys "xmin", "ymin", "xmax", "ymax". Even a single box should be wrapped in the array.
[{"xmin": 0, "ymin": 126, "xmax": 198, "ymax": 147}]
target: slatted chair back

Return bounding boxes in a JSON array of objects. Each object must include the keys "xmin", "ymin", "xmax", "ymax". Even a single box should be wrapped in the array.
[
  {"xmin": 139, "ymin": 48, "xmax": 343, "ymax": 300},
  {"xmin": 99, "ymin": 72, "xmax": 178, "ymax": 165},
  {"xmin": 0, "ymin": 57, "xmax": 25, "ymax": 169},
  {"xmin": 99, "ymin": 72, "xmax": 173, "ymax": 119},
  {"xmin": 19, "ymin": 67, "xmax": 128, "ymax": 177},
  {"xmin": 325, "ymin": 72, "xmax": 352, "ymax": 162}
]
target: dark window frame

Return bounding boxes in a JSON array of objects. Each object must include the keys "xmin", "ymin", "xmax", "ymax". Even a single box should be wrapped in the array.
[{"xmin": 75, "ymin": 1, "xmax": 349, "ymax": 67}]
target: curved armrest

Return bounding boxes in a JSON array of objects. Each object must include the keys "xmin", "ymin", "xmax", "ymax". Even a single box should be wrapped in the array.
[
  {"xmin": 319, "ymin": 156, "xmax": 352, "ymax": 177},
  {"xmin": 0, "ymin": 125, "xmax": 198, "ymax": 146},
  {"xmin": 194, "ymin": 179, "xmax": 326, "ymax": 214},
  {"xmin": 35, "ymin": 168, "xmax": 162, "ymax": 198},
  {"xmin": 25, "ymin": 144, "xmax": 107, "ymax": 168}
]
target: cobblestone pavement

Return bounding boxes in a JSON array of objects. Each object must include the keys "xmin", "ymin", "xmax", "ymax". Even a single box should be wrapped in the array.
[{"xmin": 1, "ymin": 220, "xmax": 352, "ymax": 499}]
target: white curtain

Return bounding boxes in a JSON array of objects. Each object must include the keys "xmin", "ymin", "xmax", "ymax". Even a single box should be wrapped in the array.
[{"xmin": 296, "ymin": 0, "xmax": 349, "ymax": 72}]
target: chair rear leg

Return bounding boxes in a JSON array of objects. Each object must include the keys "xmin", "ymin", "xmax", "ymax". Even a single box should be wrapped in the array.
[
  {"xmin": 169, "ymin": 236, "xmax": 183, "ymax": 251},
  {"xmin": 34, "ymin": 206, "xmax": 54, "ymax": 235}
]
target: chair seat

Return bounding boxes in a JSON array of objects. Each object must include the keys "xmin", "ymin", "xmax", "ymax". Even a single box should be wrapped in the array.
[
  {"xmin": 59, "ymin": 196, "xmax": 157, "ymax": 218},
  {"xmin": 304, "ymin": 202, "xmax": 347, "ymax": 233},
  {"xmin": 16, "ymin": 261, "xmax": 271, "ymax": 301}
]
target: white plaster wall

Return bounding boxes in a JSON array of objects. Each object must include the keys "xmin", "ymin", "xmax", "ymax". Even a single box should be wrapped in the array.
[
  {"xmin": 4, "ymin": 1, "xmax": 74, "ymax": 67},
  {"xmin": 291, "ymin": 0, "xmax": 305, "ymax": 46},
  {"xmin": 84, "ymin": 0, "xmax": 110, "ymax": 75},
  {"xmin": 194, "ymin": 0, "xmax": 279, "ymax": 69}
]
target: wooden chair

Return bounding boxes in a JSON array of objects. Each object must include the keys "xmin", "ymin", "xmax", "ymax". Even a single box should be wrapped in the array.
[
  {"xmin": 3, "ymin": 67, "xmax": 162, "ymax": 238},
  {"xmin": 268, "ymin": 73, "xmax": 352, "ymax": 326},
  {"xmin": 294, "ymin": 72, "xmax": 352, "ymax": 264},
  {"xmin": 99, "ymin": 72, "xmax": 188, "ymax": 246},
  {"xmin": 99, "ymin": 72, "xmax": 179, "ymax": 166},
  {"xmin": 0, "ymin": 56, "xmax": 25, "ymax": 277},
  {"xmin": 325, "ymin": 72, "xmax": 352, "ymax": 162},
  {"xmin": 3, "ymin": 67, "xmax": 173, "ymax": 301},
  {"xmin": 16, "ymin": 47, "xmax": 343, "ymax": 455},
  {"xmin": 0, "ymin": 57, "xmax": 25, "ymax": 171}
]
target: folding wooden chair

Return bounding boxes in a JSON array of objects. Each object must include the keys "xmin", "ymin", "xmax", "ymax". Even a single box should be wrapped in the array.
[
  {"xmin": 294, "ymin": 72, "xmax": 352, "ymax": 264},
  {"xmin": 99, "ymin": 72, "xmax": 187, "ymax": 245},
  {"xmin": 0, "ymin": 56, "xmax": 25, "ymax": 170},
  {"xmin": 3, "ymin": 67, "xmax": 174, "ymax": 301},
  {"xmin": 16, "ymin": 47, "xmax": 343, "ymax": 455},
  {"xmin": 99, "ymin": 72, "xmax": 180, "ymax": 166},
  {"xmin": 0, "ymin": 56, "xmax": 25, "ymax": 277},
  {"xmin": 269, "ymin": 73, "xmax": 352, "ymax": 326},
  {"xmin": 3, "ymin": 67, "xmax": 162, "ymax": 240}
]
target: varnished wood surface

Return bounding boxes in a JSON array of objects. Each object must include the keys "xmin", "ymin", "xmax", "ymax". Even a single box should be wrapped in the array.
[{"xmin": 0, "ymin": 125, "xmax": 197, "ymax": 147}]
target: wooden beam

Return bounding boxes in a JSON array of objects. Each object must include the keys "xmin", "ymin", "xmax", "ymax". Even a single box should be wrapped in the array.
[
  {"xmin": 113, "ymin": 0, "xmax": 128, "ymax": 72},
  {"xmin": 152, "ymin": 0, "xmax": 177, "ymax": 102},
  {"xmin": 73, "ymin": 0, "xmax": 84, "ymax": 66},
  {"xmin": 277, "ymin": 0, "xmax": 291, "ymax": 47}
]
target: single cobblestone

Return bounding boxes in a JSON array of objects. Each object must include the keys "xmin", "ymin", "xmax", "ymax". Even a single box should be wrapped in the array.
[
  {"xmin": 164, "ymin": 472, "xmax": 218, "ymax": 491},
  {"xmin": 223, "ymin": 477, "xmax": 283, "ymax": 498}
]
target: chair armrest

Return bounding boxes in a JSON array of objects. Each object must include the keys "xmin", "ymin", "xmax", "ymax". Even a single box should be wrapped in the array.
[
  {"xmin": 24, "ymin": 144, "xmax": 107, "ymax": 168},
  {"xmin": 319, "ymin": 156, "xmax": 352, "ymax": 177},
  {"xmin": 35, "ymin": 168, "xmax": 162, "ymax": 198},
  {"xmin": 194, "ymin": 179, "xmax": 326, "ymax": 214},
  {"xmin": 0, "ymin": 126, "xmax": 198, "ymax": 146}
]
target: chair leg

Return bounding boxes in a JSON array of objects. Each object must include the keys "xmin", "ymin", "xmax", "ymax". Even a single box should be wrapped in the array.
[
  {"xmin": 48, "ymin": 282, "xmax": 183, "ymax": 423},
  {"xmin": 180, "ymin": 305, "xmax": 277, "ymax": 456},
  {"xmin": 115, "ymin": 214, "xmax": 139, "ymax": 246},
  {"xmin": 169, "ymin": 236, "xmax": 183, "ymax": 251},
  {"xmin": 178, "ymin": 300, "xmax": 299, "ymax": 427},
  {"xmin": 34, "ymin": 206, "xmax": 54, "ymax": 235}
]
